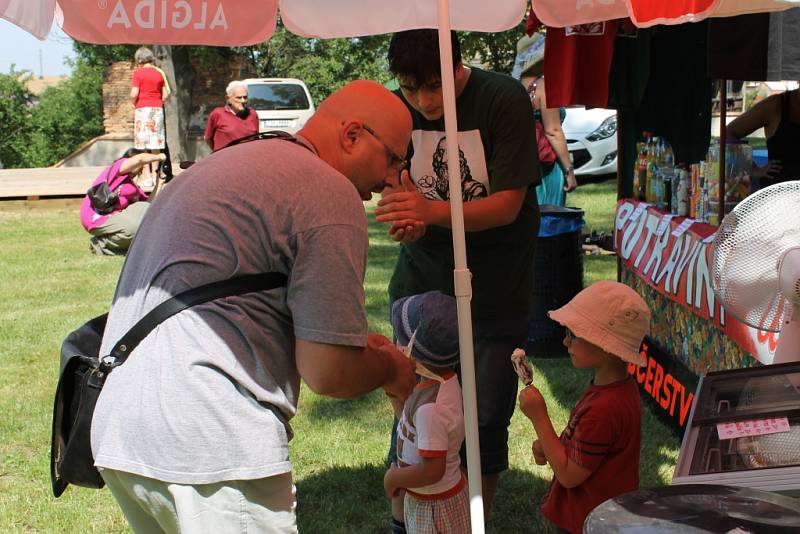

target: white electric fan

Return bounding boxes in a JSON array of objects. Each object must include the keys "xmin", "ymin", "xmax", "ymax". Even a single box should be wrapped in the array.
[{"xmin": 710, "ymin": 181, "xmax": 800, "ymax": 365}]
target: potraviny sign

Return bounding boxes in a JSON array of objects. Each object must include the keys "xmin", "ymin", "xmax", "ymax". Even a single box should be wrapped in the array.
[{"xmin": 614, "ymin": 200, "xmax": 777, "ymax": 364}]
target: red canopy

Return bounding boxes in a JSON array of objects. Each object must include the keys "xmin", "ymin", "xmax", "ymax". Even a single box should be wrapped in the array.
[{"xmin": 530, "ymin": 0, "xmax": 797, "ymax": 28}]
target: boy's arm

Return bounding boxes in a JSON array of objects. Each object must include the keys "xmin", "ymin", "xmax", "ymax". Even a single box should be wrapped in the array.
[
  {"xmin": 384, "ymin": 456, "xmax": 447, "ymax": 498},
  {"xmin": 519, "ymin": 386, "xmax": 592, "ymax": 489}
]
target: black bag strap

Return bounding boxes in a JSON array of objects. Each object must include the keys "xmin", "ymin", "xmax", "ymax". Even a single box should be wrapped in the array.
[
  {"xmin": 103, "ymin": 272, "xmax": 287, "ymax": 368},
  {"xmin": 223, "ymin": 129, "xmax": 297, "ymax": 149}
]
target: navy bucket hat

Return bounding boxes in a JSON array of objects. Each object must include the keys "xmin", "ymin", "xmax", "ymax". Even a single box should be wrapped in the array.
[{"xmin": 391, "ymin": 291, "xmax": 460, "ymax": 368}]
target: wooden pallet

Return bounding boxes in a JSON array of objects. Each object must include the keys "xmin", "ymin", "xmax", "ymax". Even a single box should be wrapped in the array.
[
  {"xmin": 0, "ymin": 167, "xmax": 106, "ymax": 200},
  {"xmin": 0, "ymin": 165, "xmax": 173, "ymax": 202}
]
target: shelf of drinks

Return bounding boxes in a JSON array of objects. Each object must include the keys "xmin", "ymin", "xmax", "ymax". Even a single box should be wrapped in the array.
[
  {"xmin": 632, "ymin": 134, "xmax": 752, "ymax": 227},
  {"xmin": 619, "ymin": 197, "xmax": 723, "ymax": 231}
]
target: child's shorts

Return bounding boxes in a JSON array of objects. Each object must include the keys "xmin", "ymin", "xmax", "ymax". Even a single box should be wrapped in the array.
[{"xmin": 404, "ymin": 484, "xmax": 469, "ymax": 534}]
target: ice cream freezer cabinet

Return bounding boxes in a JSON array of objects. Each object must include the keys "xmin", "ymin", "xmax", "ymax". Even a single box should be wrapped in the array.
[{"xmin": 672, "ymin": 361, "xmax": 800, "ymax": 497}]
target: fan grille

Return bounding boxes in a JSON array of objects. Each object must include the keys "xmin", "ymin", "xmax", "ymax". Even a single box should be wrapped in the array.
[{"xmin": 711, "ymin": 181, "xmax": 800, "ymax": 332}]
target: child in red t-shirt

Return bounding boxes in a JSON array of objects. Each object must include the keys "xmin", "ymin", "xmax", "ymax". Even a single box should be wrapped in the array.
[{"xmin": 518, "ymin": 280, "xmax": 651, "ymax": 534}]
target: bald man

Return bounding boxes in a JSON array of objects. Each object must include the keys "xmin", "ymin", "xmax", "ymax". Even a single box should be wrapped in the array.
[{"xmin": 91, "ymin": 81, "xmax": 416, "ymax": 533}]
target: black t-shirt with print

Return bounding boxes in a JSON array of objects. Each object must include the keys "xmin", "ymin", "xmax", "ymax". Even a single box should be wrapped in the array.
[{"xmin": 389, "ymin": 67, "xmax": 540, "ymax": 320}]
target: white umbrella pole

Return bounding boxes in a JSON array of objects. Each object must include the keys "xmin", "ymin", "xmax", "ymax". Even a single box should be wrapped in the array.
[{"xmin": 436, "ymin": 2, "xmax": 484, "ymax": 532}]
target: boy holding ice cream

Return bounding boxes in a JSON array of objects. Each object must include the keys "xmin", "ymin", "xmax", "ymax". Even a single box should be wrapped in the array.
[{"xmin": 518, "ymin": 280, "xmax": 651, "ymax": 534}]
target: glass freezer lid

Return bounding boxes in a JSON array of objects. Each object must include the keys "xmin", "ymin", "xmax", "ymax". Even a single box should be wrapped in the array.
[
  {"xmin": 692, "ymin": 371, "xmax": 800, "ymax": 422},
  {"xmin": 687, "ymin": 415, "xmax": 800, "ymax": 475}
]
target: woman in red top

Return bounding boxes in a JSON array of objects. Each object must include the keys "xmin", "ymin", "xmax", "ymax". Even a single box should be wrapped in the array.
[{"xmin": 131, "ymin": 47, "xmax": 170, "ymax": 184}]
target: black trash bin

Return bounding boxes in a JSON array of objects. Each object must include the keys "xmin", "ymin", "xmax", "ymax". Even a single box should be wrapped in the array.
[{"xmin": 526, "ymin": 204, "xmax": 585, "ymax": 357}]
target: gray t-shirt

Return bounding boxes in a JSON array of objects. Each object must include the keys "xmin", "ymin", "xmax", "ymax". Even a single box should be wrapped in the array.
[{"xmin": 91, "ymin": 137, "xmax": 369, "ymax": 484}]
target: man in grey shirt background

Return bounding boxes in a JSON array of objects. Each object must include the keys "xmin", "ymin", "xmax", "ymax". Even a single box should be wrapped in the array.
[{"xmin": 91, "ymin": 80, "xmax": 417, "ymax": 533}]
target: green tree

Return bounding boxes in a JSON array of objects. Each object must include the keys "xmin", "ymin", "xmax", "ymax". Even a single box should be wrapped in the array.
[
  {"xmin": 241, "ymin": 24, "xmax": 526, "ymax": 103},
  {"xmin": 461, "ymin": 22, "xmax": 528, "ymax": 74},
  {"xmin": 21, "ymin": 60, "xmax": 105, "ymax": 167},
  {"xmin": 242, "ymin": 25, "xmax": 526, "ymax": 105},
  {"xmin": 0, "ymin": 72, "xmax": 34, "ymax": 168},
  {"xmin": 237, "ymin": 24, "xmax": 392, "ymax": 103}
]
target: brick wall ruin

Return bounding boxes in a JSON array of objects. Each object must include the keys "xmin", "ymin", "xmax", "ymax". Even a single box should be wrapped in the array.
[
  {"xmin": 103, "ymin": 61, "xmax": 136, "ymax": 135},
  {"xmin": 103, "ymin": 55, "xmax": 256, "ymax": 137}
]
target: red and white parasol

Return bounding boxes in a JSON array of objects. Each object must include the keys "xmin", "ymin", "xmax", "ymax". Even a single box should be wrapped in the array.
[{"xmin": 530, "ymin": 0, "xmax": 798, "ymax": 28}]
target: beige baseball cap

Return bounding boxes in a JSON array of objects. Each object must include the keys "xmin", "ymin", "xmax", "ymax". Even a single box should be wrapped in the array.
[{"xmin": 548, "ymin": 280, "xmax": 651, "ymax": 366}]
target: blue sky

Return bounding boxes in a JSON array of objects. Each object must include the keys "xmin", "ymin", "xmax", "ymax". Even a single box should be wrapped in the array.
[{"xmin": 0, "ymin": 19, "xmax": 76, "ymax": 77}]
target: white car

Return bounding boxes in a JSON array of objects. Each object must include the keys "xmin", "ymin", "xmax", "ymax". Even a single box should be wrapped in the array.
[
  {"xmin": 562, "ymin": 107, "xmax": 618, "ymax": 178},
  {"xmin": 243, "ymin": 78, "xmax": 315, "ymax": 134}
]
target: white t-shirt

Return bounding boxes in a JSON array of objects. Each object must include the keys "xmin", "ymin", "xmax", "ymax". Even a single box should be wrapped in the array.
[
  {"xmin": 396, "ymin": 373, "xmax": 464, "ymax": 496},
  {"xmin": 91, "ymin": 136, "xmax": 369, "ymax": 484}
]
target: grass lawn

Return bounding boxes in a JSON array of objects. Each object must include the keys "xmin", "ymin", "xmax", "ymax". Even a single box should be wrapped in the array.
[{"xmin": 0, "ymin": 179, "xmax": 679, "ymax": 533}]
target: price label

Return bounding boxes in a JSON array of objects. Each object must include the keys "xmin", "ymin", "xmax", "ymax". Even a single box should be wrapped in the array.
[
  {"xmin": 702, "ymin": 232, "xmax": 717, "ymax": 244},
  {"xmin": 671, "ymin": 218, "xmax": 695, "ymax": 237},
  {"xmin": 656, "ymin": 215, "xmax": 676, "ymax": 237},
  {"xmin": 629, "ymin": 202, "xmax": 649, "ymax": 222},
  {"xmin": 717, "ymin": 417, "xmax": 790, "ymax": 440}
]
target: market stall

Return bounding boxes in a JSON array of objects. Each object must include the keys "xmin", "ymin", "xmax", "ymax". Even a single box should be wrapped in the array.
[
  {"xmin": 615, "ymin": 200, "xmax": 774, "ymax": 369},
  {"xmin": 525, "ymin": 8, "xmax": 800, "ymax": 525},
  {"xmin": 525, "ymin": 2, "xmax": 800, "ymax": 435}
]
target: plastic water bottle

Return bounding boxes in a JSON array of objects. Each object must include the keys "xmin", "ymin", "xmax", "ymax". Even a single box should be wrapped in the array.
[
  {"xmin": 662, "ymin": 168, "xmax": 673, "ymax": 213},
  {"xmin": 676, "ymin": 166, "xmax": 689, "ymax": 216}
]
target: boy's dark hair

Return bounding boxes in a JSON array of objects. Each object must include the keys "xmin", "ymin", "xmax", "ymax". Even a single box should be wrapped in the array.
[
  {"xmin": 121, "ymin": 147, "xmax": 145, "ymax": 159},
  {"xmin": 388, "ymin": 29, "xmax": 462, "ymax": 85}
]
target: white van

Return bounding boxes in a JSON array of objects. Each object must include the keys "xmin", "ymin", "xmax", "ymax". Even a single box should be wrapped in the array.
[{"xmin": 243, "ymin": 78, "xmax": 315, "ymax": 134}]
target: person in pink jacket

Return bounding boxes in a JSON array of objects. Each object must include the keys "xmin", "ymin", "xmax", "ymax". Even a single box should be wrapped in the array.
[{"xmin": 80, "ymin": 149, "xmax": 165, "ymax": 255}]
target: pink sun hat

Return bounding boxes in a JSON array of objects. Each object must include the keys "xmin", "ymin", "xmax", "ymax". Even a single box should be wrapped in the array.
[{"xmin": 548, "ymin": 281, "xmax": 651, "ymax": 366}]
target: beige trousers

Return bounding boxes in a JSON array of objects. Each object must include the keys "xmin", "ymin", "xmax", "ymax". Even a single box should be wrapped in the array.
[{"xmin": 101, "ymin": 469, "xmax": 298, "ymax": 534}]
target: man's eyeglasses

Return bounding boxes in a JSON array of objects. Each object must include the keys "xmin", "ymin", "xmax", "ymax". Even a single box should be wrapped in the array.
[
  {"xmin": 565, "ymin": 328, "xmax": 576, "ymax": 342},
  {"xmin": 231, "ymin": 95, "xmax": 248, "ymax": 101},
  {"xmin": 362, "ymin": 123, "xmax": 408, "ymax": 172}
]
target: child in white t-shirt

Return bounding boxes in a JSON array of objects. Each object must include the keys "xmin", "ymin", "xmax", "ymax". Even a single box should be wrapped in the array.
[{"xmin": 384, "ymin": 291, "xmax": 469, "ymax": 534}]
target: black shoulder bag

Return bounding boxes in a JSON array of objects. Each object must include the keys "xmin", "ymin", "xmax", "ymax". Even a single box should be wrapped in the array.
[
  {"xmin": 86, "ymin": 165, "xmax": 119, "ymax": 215},
  {"xmin": 50, "ymin": 272, "xmax": 287, "ymax": 497}
]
